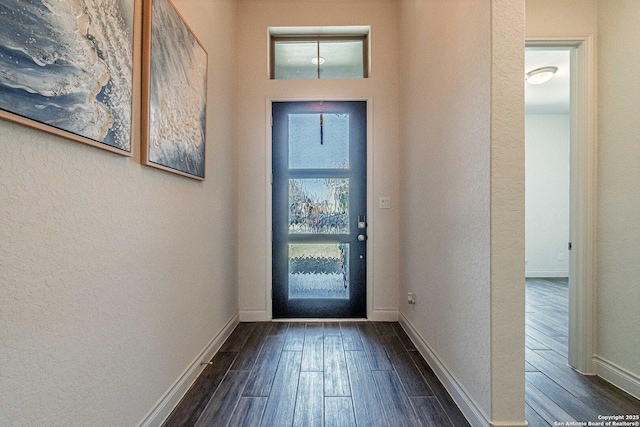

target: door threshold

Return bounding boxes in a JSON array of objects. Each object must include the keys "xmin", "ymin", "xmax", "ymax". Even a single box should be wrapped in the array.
[{"xmin": 271, "ymin": 318, "xmax": 369, "ymax": 323}]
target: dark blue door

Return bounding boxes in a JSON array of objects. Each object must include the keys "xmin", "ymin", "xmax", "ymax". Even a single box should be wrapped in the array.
[{"xmin": 272, "ymin": 101, "xmax": 367, "ymax": 318}]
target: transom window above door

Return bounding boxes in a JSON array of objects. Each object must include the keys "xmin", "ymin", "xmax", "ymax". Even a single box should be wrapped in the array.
[{"xmin": 269, "ymin": 26, "xmax": 370, "ymax": 80}]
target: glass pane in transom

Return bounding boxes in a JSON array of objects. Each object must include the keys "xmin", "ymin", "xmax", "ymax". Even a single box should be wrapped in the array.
[
  {"xmin": 319, "ymin": 40, "xmax": 364, "ymax": 79},
  {"xmin": 273, "ymin": 41, "xmax": 318, "ymax": 79}
]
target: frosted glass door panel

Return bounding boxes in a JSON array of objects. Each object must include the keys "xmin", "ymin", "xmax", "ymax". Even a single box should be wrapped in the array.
[
  {"xmin": 288, "ymin": 114, "xmax": 349, "ymax": 169},
  {"xmin": 289, "ymin": 244, "xmax": 349, "ymax": 299},
  {"xmin": 289, "ymin": 178, "xmax": 349, "ymax": 234}
]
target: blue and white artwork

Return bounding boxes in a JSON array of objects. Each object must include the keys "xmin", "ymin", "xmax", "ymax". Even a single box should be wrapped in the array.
[
  {"xmin": 147, "ymin": 0, "xmax": 207, "ymax": 179},
  {"xmin": 0, "ymin": 0, "xmax": 134, "ymax": 152}
]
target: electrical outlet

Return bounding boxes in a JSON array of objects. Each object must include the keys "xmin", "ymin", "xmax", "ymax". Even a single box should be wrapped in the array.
[{"xmin": 407, "ymin": 292, "xmax": 416, "ymax": 305}]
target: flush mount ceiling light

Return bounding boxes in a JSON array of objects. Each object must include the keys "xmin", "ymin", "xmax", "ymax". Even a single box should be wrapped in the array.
[
  {"xmin": 526, "ymin": 66, "xmax": 558, "ymax": 85},
  {"xmin": 311, "ymin": 56, "xmax": 325, "ymax": 65}
]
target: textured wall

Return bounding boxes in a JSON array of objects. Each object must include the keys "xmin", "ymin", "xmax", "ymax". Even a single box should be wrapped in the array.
[
  {"xmin": 398, "ymin": 0, "xmax": 525, "ymax": 424},
  {"xmin": 525, "ymin": 0, "xmax": 598, "ymax": 36},
  {"xmin": 236, "ymin": 0, "xmax": 401, "ymax": 320},
  {"xmin": 525, "ymin": 114, "xmax": 570, "ymax": 277},
  {"xmin": 398, "ymin": 0, "xmax": 493, "ymax": 418},
  {"xmin": 527, "ymin": 0, "xmax": 640, "ymax": 397},
  {"xmin": 596, "ymin": 0, "xmax": 640, "ymax": 391},
  {"xmin": 489, "ymin": 0, "xmax": 526, "ymax": 422},
  {"xmin": 0, "ymin": 0, "xmax": 238, "ymax": 425}
]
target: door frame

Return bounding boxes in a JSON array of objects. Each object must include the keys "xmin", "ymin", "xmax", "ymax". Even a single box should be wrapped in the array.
[
  {"xmin": 526, "ymin": 35, "xmax": 597, "ymax": 374},
  {"xmin": 265, "ymin": 97, "xmax": 374, "ymax": 320}
]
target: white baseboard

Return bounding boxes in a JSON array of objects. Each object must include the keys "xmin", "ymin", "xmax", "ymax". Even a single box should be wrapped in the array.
[
  {"xmin": 369, "ymin": 309, "xmax": 399, "ymax": 322},
  {"xmin": 399, "ymin": 313, "xmax": 528, "ymax": 427},
  {"xmin": 525, "ymin": 270, "xmax": 569, "ymax": 278},
  {"xmin": 594, "ymin": 355, "xmax": 640, "ymax": 400},
  {"xmin": 239, "ymin": 310, "xmax": 270, "ymax": 321},
  {"xmin": 137, "ymin": 313, "xmax": 239, "ymax": 427},
  {"xmin": 399, "ymin": 313, "xmax": 489, "ymax": 427}
]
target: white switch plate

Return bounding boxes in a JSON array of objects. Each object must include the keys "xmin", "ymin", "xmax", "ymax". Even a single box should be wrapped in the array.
[{"xmin": 379, "ymin": 197, "xmax": 391, "ymax": 209}]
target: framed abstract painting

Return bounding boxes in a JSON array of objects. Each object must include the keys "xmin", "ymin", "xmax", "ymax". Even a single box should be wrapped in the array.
[
  {"xmin": 0, "ymin": 0, "xmax": 135, "ymax": 155},
  {"xmin": 141, "ymin": 0, "xmax": 207, "ymax": 180}
]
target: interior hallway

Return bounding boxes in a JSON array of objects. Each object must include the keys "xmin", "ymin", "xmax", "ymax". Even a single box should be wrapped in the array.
[
  {"xmin": 3, "ymin": 1, "xmax": 640, "ymax": 426},
  {"xmin": 525, "ymin": 279, "xmax": 640, "ymax": 425}
]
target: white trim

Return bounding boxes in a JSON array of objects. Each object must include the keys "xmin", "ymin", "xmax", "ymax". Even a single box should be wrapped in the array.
[
  {"xmin": 400, "ymin": 314, "xmax": 530, "ymax": 427},
  {"xmin": 525, "ymin": 270, "xmax": 569, "ymax": 278},
  {"xmin": 526, "ymin": 35, "xmax": 597, "ymax": 375},
  {"xmin": 399, "ymin": 313, "xmax": 489, "ymax": 427},
  {"xmin": 137, "ymin": 314, "xmax": 239, "ymax": 427},
  {"xmin": 265, "ymin": 96, "xmax": 375, "ymax": 320},
  {"xmin": 369, "ymin": 309, "xmax": 399, "ymax": 322},
  {"xmin": 239, "ymin": 310, "xmax": 270, "ymax": 322},
  {"xmin": 594, "ymin": 356, "xmax": 640, "ymax": 400},
  {"xmin": 268, "ymin": 26, "xmax": 371, "ymax": 36}
]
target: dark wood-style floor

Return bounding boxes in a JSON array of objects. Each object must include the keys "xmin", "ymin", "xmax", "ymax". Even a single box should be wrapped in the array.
[
  {"xmin": 163, "ymin": 281, "xmax": 640, "ymax": 427},
  {"xmin": 525, "ymin": 278, "xmax": 640, "ymax": 426},
  {"xmin": 163, "ymin": 321, "xmax": 470, "ymax": 427}
]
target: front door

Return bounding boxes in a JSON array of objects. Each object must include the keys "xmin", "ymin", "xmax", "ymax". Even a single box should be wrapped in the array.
[{"xmin": 272, "ymin": 101, "xmax": 367, "ymax": 318}]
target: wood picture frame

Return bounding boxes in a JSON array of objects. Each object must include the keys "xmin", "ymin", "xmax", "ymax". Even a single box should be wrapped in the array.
[
  {"xmin": 141, "ymin": 0, "xmax": 208, "ymax": 180},
  {"xmin": 0, "ymin": 0, "xmax": 136, "ymax": 156}
]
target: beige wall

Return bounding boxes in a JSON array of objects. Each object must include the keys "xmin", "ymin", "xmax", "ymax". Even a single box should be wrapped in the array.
[
  {"xmin": 398, "ymin": 0, "xmax": 525, "ymax": 425},
  {"xmin": 236, "ymin": 0, "xmax": 401, "ymax": 321},
  {"xmin": 0, "ymin": 0, "xmax": 238, "ymax": 425},
  {"xmin": 596, "ymin": 0, "xmax": 640, "ymax": 397},
  {"xmin": 526, "ymin": 0, "xmax": 597, "ymax": 36},
  {"xmin": 526, "ymin": 0, "xmax": 640, "ymax": 398},
  {"xmin": 490, "ymin": 1, "xmax": 527, "ymax": 422},
  {"xmin": 398, "ymin": 0, "xmax": 492, "ymax": 417}
]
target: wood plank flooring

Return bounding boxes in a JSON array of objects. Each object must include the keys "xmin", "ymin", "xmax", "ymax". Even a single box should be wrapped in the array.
[
  {"xmin": 163, "ymin": 322, "xmax": 469, "ymax": 427},
  {"xmin": 164, "ymin": 282, "xmax": 640, "ymax": 427},
  {"xmin": 525, "ymin": 278, "xmax": 640, "ymax": 426}
]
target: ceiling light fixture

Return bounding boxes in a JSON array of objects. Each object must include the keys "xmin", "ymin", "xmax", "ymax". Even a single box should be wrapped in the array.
[
  {"xmin": 525, "ymin": 66, "xmax": 558, "ymax": 85},
  {"xmin": 311, "ymin": 56, "xmax": 325, "ymax": 65}
]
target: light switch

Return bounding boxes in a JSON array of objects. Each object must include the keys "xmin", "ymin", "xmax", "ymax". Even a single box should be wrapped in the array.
[{"xmin": 379, "ymin": 197, "xmax": 391, "ymax": 209}]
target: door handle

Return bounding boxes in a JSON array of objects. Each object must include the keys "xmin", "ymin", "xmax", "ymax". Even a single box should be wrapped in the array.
[{"xmin": 358, "ymin": 234, "xmax": 367, "ymax": 241}]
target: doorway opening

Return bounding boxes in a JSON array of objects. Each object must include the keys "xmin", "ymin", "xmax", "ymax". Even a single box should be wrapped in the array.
[
  {"xmin": 525, "ymin": 37, "xmax": 597, "ymax": 376},
  {"xmin": 525, "ymin": 45, "xmax": 572, "ymax": 363}
]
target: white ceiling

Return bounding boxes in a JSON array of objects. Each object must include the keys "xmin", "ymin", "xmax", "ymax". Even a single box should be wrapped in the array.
[{"xmin": 525, "ymin": 48, "xmax": 571, "ymax": 114}]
